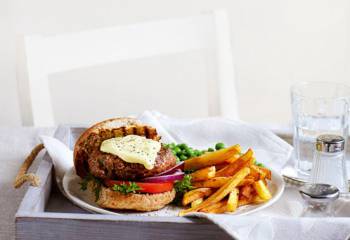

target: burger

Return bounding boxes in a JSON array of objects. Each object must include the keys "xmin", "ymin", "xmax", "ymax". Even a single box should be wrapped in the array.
[{"xmin": 73, "ymin": 118, "xmax": 183, "ymax": 211}]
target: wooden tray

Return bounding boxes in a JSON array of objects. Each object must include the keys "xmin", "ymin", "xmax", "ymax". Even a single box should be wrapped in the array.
[{"xmin": 15, "ymin": 126, "xmax": 232, "ymax": 240}]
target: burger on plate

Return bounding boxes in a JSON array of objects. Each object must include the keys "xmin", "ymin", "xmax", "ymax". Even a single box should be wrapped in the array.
[{"xmin": 73, "ymin": 118, "xmax": 184, "ymax": 211}]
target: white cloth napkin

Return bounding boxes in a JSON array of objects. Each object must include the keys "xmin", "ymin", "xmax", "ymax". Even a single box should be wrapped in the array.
[
  {"xmin": 39, "ymin": 135, "xmax": 74, "ymax": 180},
  {"xmin": 138, "ymin": 111, "xmax": 292, "ymax": 172},
  {"xmin": 40, "ymin": 111, "xmax": 350, "ymax": 240}
]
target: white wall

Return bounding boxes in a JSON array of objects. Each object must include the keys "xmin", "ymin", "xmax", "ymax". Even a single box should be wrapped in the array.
[
  {"xmin": 0, "ymin": 0, "xmax": 21, "ymax": 125},
  {"xmin": 1, "ymin": 0, "xmax": 350, "ymax": 126}
]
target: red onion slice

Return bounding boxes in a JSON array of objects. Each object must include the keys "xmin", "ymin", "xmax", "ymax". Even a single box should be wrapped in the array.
[
  {"xmin": 155, "ymin": 161, "xmax": 184, "ymax": 176},
  {"xmin": 141, "ymin": 170, "xmax": 184, "ymax": 183}
]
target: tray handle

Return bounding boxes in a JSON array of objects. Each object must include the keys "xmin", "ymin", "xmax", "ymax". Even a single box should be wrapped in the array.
[{"xmin": 13, "ymin": 143, "xmax": 45, "ymax": 188}]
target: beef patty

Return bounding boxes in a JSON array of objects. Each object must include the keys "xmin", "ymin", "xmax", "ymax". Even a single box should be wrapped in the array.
[{"xmin": 87, "ymin": 146, "xmax": 176, "ymax": 180}]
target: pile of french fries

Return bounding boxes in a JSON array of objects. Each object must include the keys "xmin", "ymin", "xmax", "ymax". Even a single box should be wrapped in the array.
[{"xmin": 179, "ymin": 144, "xmax": 272, "ymax": 216}]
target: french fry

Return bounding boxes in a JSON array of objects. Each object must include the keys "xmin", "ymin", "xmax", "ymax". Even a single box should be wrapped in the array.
[
  {"xmin": 240, "ymin": 184, "xmax": 253, "ymax": 199},
  {"xmin": 238, "ymin": 178, "xmax": 255, "ymax": 187},
  {"xmin": 252, "ymin": 195, "xmax": 266, "ymax": 204},
  {"xmin": 215, "ymin": 163, "xmax": 229, "ymax": 170},
  {"xmin": 215, "ymin": 159, "xmax": 245, "ymax": 177},
  {"xmin": 227, "ymin": 188, "xmax": 239, "ymax": 212},
  {"xmin": 253, "ymin": 180, "xmax": 272, "ymax": 201},
  {"xmin": 212, "ymin": 206, "xmax": 228, "ymax": 214},
  {"xmin": 179, "ymin": 167, "xmax": 250, "ymax": 216},
  {"xmin": 200, "ymin": 200, "xmax": 226, "ymax": 213},
  {"xmin": 190, "ymin": 166, "xmax": 216, "ymax": 181},
  {"xmin": 249, "ymin": 165, "xmax": 266, "ymax": 180},
  {"xmin": 215, "ymin": 149, "xmax": 253, "ymax": 177},
  {"xmin": 259, "ymin": 167, "xmax": 272, "ymax": 180},
  {"xmin": 182, "ymin": 188, "xmax": 213, "ymax": 206},
  {"xmin": 192, "ymin": 177, "xmax": 229, "ymax": 188},
  {"xmin": 193, "ymin": 177, "xmax": 254, "ymax": 189},
  {"xmin": 191, "ymin": 198, "xmax": 203, "ymax": 208},
  {"xmin": 247, "ymin": 170, "xmax": 260, "ymax": 181},
  {"xmin": 262, "ymin": 178, "xmax": 267, "ymax": 186},
  {"xmin": 184, "ymin": 145, "xmax": 241, "ymax": 170},
  {"xmin": 179, "ymin": 144, "xmax": 273, "ymax": 215},
  {"xmin": 238, "ymin": 197, "xmax": 253, "ymax": 207},
  {"xmin": 238, "ymin": 148, "xmax": 254, "ymax": 162},
  {"xmin": 225, "ymin": 153, "xmax": 241, "ymax": 164}
]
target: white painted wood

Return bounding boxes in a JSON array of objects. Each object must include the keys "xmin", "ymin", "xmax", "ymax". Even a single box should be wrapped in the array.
[
  {"xmin": 16, "ymin": 36, "xmax": 34, "ymax": 126},
  {"xmin": 213, "ymin": 10, "xmax": 239, "ymax": 119},
  {"xmin": 19, "ymin": 10, "xmax": 238, "ymax": 126},
  {"xmin": 16, "ymin": 217, "xmax": 232, "ymax": 240},
  {"xmin": 16, "ymin": 156, "xmax": 52, "ymax": 214}
]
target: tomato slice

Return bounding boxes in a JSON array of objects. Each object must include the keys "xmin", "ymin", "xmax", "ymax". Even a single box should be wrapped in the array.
[{"xmin": 104, "ymin": 180, "xmax": 174, "ymax": 194}]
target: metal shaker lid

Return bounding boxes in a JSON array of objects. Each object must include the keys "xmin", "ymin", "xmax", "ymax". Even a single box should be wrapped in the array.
[
  {"xmin": 316, "ymin": 134, "xmax": 345, "ymax": 153},
  {"xmin": 299, "ymin": 183, "xmax": 340, "ymax": 203},
  {"xmin": 299, "ymin": 183, "xmax": 340, "ymax": 205}
]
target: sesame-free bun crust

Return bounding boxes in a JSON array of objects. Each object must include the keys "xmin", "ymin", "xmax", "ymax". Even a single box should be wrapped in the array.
[
  {"xmin": 91, "ymin": 184, "xmax": 176, "ymax": 212},
  {"xmin": 73, "ymin": 118, "xmax": 160, "ymax": 178}
]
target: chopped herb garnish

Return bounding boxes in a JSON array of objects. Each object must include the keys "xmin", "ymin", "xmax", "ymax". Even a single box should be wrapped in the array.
[
  {"xmin": 173, "ymin": 175, "xmax": 193, "ymax": 205},
  {"xmin": 79, "ymin": 177, "xmax": 89, "ymax": 191},
  {"xmin": 174, "ymin": 175, "xmax": 193, "ymax": 193},
  {"xmin": 79, "ymin": 173, "xmax": 102, "ymax": 201},
  {"xmin": 93, "ymin": 182, "xmax": 102, "ymax": 201},
  {"xmin": 255, "ymin": 162, "xmax": 264, "ymax": 167},
  {"xmin": 112, "ymin": 182, "xmax": 141, "ymax": 194},
  {"xmin": 184, "ymin": 169, "xmax": 195, "ymax": 174}
]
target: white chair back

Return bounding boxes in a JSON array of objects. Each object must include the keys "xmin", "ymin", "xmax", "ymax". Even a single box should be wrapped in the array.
[{"xmin": 17, "ymin": 10, "xmax": 238, "ymax": 126}]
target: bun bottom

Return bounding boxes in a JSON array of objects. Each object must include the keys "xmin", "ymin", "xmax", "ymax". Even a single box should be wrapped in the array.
[{"xmin": 90, "ymin": 184, "xmax": 176, "ymax": 212}]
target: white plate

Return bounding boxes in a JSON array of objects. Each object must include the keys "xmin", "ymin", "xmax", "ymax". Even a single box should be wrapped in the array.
[{"xmin": 63, "ymin": 167, "xmax": 285, "ymax": 216}]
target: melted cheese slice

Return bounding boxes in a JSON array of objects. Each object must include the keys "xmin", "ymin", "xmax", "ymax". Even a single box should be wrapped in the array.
[{"xmin": 100, "ymin": 135, "xmax": 161, "ymax": 170}]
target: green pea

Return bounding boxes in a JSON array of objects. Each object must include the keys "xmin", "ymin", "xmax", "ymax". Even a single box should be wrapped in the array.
[
  {"xmin": 185, "ymin": 149, "xmax": 194, "ymax": 157},
  {"xmin": 179, "ymin": 154, "xmax": 187, "ymax": 161},
  {"xmin": 173, "ymin": 147, "xmax": 181, "ymax": 154},
  {"xmin": 215, "ymin": 142, "xmax": 225, "ymax": 150},
  {"xmin": 194, "ymin": 150, "xmax": 201, "ymax": 156},
  {"xmin": 207, "ymin": 147, "xmax": 214, "ymax": 152},
  {"xmin": 178, "ymin": 143, "xmax": 187, "ymax": 150},
  {"xmin": 169, "ymin": 143, "xmax": 176, "ymax": 149}
]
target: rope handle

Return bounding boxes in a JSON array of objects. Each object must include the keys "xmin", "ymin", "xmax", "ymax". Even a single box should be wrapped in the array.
[{"xmin": 13, "ymin": 143, "xmax": 45, "ymax": 188}]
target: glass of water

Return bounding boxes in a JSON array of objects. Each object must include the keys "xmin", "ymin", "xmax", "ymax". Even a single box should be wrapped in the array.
[{"xmin": 291, "ymin": 82, "xmax": 350, "ymax": 175}]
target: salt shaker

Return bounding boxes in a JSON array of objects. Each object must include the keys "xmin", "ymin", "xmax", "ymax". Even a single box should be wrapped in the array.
[{"xmin": 310, "ymin": 134, "xmax": 349, "ymax": 193}]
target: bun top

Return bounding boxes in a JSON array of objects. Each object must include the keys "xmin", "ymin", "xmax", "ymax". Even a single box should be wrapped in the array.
[{"xmin": 73, "ymin": 117, "xmax": 160, "ymax": 178}]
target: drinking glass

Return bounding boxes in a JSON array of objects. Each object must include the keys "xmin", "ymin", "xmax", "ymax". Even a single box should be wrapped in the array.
[{"xmin": 291, "ymin": 82, "xmax": 350, "ymax": 175}]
